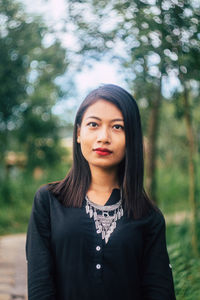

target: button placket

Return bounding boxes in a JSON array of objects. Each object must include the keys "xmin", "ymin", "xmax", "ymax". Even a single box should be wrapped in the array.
[{"xmin": 94, "ymin": 236, "xmax": 103, "ymax": 278}]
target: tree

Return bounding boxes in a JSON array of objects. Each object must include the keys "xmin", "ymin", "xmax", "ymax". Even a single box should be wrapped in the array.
[
  {"xmin": 167, "ymin": 2, "xmax": 200, "ymax": 256},
  {"xmin": 0, "ymin": 0, "xmax": 68, "ymax": 171},
  {"xmin": 67, "ymin": 0, "xmax": 199, "ymax": 192},
  {"xmin": 0, "ymin": 0, "xmax": 69, "ymax": 203},
  {"xmin": 67, "ymin": 0, "xmax": 200, "ymax": 255}
]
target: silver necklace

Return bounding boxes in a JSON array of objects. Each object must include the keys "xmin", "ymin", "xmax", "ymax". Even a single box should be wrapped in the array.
[{"xmin": 85, "ymin": 191, "xmax": 123, "ymax": 244}]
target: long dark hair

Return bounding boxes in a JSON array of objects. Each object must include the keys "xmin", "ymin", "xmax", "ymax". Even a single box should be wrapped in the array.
[{"xmin": 48, "ymin": 84, "xmax": 155, "ymax": 219}]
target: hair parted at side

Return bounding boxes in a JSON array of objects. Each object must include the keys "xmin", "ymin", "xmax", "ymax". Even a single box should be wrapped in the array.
[{"xmin": 48, "ymin": 84, "xmax": 156, "ymax": 219}]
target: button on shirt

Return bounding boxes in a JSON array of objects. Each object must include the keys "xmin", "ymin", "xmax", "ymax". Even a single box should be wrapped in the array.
[
  {"xmin": 26, "ymin": 185, "xmax": 176, "ymax": 300},
  {"xmin": 96, "ymin": 264, "xmax": 101, "ymax": 269}
]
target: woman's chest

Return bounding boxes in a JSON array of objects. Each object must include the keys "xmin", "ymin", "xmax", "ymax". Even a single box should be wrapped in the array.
[{"xmin": 50, "ymin": 203, "xmax": 145, "ymax": 259}]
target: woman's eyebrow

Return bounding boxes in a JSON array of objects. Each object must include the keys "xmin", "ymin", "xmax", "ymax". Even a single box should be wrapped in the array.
[{"xmin": 86, "ymin": 116, "xmax": 124, "ymax": 122}]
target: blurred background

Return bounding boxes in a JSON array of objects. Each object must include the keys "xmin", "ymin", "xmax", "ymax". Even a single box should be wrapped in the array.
[{"xmin": 0, "ymin": 0, "xmax": 200, "ymax": 299}]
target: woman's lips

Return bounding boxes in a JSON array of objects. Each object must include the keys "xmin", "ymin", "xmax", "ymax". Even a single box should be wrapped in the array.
[
  {"xmin": 94, "ymin": 150, "xmax": 112, "ymax": 156},
  {"xmin": 94, "ymin": 149, "xmax": 112, "ymax": 155}
]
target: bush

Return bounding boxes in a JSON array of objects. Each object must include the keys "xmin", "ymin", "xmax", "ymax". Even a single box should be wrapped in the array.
[
  {"xmin": 0, "ymin": 163, "xmax": 70, "ymax": 235},
  {"xmin": 167, "ymin": 222, "xmax": 200, "ymax": 300}
]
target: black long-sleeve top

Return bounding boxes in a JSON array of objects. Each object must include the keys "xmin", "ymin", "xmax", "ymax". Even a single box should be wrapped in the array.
[{"xmin": 26, "ymin": 185, "xmax": 176, "ymax": 300}]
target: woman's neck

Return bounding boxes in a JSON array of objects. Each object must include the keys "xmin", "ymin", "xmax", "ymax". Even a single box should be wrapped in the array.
[{"xmin": 89, "ymin": 166, "xmax": 119, "ymax": 193}]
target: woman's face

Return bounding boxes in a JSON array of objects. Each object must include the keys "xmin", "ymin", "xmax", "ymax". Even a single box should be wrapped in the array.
[{"xmin": 77, "ymin": 99, "xmax": 126, "ymax": 171}]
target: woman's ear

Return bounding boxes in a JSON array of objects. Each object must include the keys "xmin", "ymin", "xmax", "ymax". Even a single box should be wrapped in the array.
[{"xmin": 77, "ymin": 125, "xmax": 80, "ymax": 143}]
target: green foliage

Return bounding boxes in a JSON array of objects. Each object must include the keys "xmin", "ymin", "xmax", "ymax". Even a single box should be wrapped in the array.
[
  {"xmin": 68, "ymin": 0, "xmax": 200, "ymax": 218},
  {"xmin": 157, "ymin": 165, "xmax": 189, "ymax": 213},
  {"xmin": 0, "ymin": 1, "xmax": 199, "ymax": 297},
  {"xmin": 0, "ymin": 0, "xmax": 68, "ymax": 171},
  {"xmin": 0, "ymin": 162, "xmax": 71, "ymax": 235},
  {"xmin": 151, "ymin": 100, "xmax": 200, "ymax": 213},
  {"xmin": 68, "ymin": 0, "xmax": 200, "ymax": 96},
  {"xmin": 167, "ymin": 222, "xmax": 200, "ymax": 300}
]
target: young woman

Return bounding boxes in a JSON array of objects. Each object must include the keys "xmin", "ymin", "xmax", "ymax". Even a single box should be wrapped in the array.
[{"xmin": 26, "ymin": 84, "xmax": 176, "ymax": 300}]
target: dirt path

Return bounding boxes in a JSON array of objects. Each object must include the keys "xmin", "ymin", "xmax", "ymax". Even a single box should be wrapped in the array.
[{"xmin": 0, "ymin": 234, "xmax": 27, "ymax": 300}]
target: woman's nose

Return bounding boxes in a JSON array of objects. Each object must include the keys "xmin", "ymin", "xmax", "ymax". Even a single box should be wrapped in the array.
[{"xmin": 97, "ymin": 127, "xmax": 111, "ymax": 143}]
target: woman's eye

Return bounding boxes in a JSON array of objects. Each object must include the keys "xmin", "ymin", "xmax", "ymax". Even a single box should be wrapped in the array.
[
  {"xmin": 87, "ymin": 122, "xmax": 98, "ymax": 127},
  {"xmin": 113, "ymin": 124, "xmax": 124, "ymax": 130}
]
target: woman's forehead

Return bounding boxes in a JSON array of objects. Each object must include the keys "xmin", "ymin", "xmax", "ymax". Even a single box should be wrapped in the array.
[{"xmin": 82, "ymin": 99, "xmax": 123, "ymax": 120}]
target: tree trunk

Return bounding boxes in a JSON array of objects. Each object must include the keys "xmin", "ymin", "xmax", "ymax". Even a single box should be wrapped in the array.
[
  {"xmin": 145, "ymin": 81, "xmax": 162, "ymax": 203},
  {"xmin": 183, "ymin": 86, "xmax": 199, "ymax": 256}
]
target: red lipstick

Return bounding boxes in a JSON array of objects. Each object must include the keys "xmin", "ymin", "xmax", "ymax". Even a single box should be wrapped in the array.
[{"xmin": 94, "ymin": 148, "xmax": 112, "ymax": 156}]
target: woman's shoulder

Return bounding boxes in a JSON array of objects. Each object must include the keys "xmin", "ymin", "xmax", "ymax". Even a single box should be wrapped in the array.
[
  {"xmin": 148, "ymin": 206, "xmax": 165, "ymax": 221},
  {"xmin": 33, "ymin": 184, "xmax": 55, "ymax": 209},
  {"xmin": 143, "ymin": 206, "xmax": 166, "ymax": 234},
  {"xmin": 34, "ymin": 184, "xmax": 50, "ymax": 198}
]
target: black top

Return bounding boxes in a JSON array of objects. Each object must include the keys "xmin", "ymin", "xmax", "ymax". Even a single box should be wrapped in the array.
[{"xmin": 26, "ymin": 185, "xmax": 176, "ymax": 300}]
